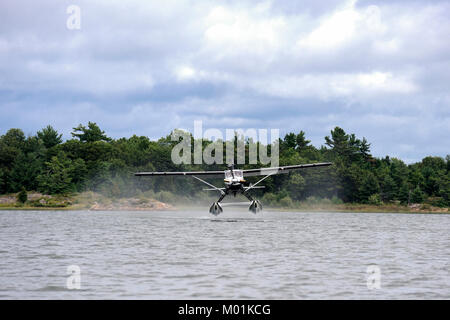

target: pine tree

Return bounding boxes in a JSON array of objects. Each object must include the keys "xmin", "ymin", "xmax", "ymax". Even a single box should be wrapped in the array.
[
  {"xmin": 287, "ymin": 173, "xmax": 306, "ymax": 200},
  {"xmin": 72, "ymin": 122, "xmax": 111, "ymax": 143},
  {"xmin": 37, "ymin": 125, "xmax": 63, "ymax": 149},
  {"xmin": 397, "ymin": 182, "xmax": 410, "ymax": 204},
  {"xmin": 17, "ymin": 187, "xmax": 27, "ymax": 204},
  {"xmin": 410, "ymin": 186, "xmax": 425, "ymax": 203},
  {"xmin": 358, "ymin": 172, "xmax": 380, "ymax": 203},
  {"xmin": 37, "ymin": 153, "xmax": 73, "ymax": 194}
]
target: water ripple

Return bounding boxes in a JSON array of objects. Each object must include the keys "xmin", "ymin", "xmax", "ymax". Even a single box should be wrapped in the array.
[{"xmin": 0, "ymin": 210, "xmax": 449, "ymax": 299}]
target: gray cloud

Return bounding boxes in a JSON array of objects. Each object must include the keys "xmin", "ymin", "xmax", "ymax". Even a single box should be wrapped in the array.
[{"xmin": 0, "ymin": 0, "xmax": 449, "ymax": 163}]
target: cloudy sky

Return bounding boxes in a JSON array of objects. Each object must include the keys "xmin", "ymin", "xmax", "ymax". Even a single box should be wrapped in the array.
[{"xmin": 0, "ymin": 0, "xmax": 449, "ymax": 163}]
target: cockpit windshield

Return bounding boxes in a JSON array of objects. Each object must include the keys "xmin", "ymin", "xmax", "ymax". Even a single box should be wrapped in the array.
[
  {"xmin": 224, "ymin": 170, "xmax": 243, "ymax": 179},
  {"xmin": 233, "ymin": 170, "xmax": 243, "ymax": 179}
]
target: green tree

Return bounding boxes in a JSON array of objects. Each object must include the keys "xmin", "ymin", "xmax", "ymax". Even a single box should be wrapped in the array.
[
  {"xmin": 333, "ymin": 161, "xmax": 365, "ymax": 202},
  {"xmin": 17, "ymin": 187, "xmax": 27, "ymax": 203},
  {"xmin": 358, "ymin": 137, "xmax": 372, "ymax": 161},
  {"xmin": 325, "ymin": 127, "xmax": 349, "ymax": 160},
  {"xmin": 9, "ymin": 152, "xmax": 42, "ymax": 192},
  {"xmin": 409, "ymin": 167, "xmax": 424, "ymax": 190},
  {"xmin": 368, "ymin": 193, "xmax": 382, "ymax": 205},
  {"xmin": 398, "ymin": 182, "xmax": 410, "ymax": 205},
  {"xmin": 287, "ymin": 173, "xmax": 306, "ymax": 200},
  {"xmin": 0, "ymin": 122, "xmax": 448, "ymax": 209},
  {"xmin": 69, "ymin": 158, "xmax": 88, "ymax": 191},
  {"xmin": 410, "ymin": 186, "xmax": 425, "ymax": 203},
  {"xmin": 282, "ymin": 133, "xmax": 297, "ymax": 150},
  {"xmin": 72, "ymin": 122, "xmax": 111, "ymax": 143},
  {"xmin": 37, "ymin": 125, "xmax": 63, "ymax": 149},
  {"xmin": 379, "ymin": 174, "xmax": 396, "ymax": 202},
  {"xmin": 438, "ymin": 173, "xmax": 450, "ymax": 206},
  {"xmin": 0, "ymin": 168, "xmax": 4, "ymax": 194},
  {"xmin": 279, "ymin": 196, "xmax": 293, "ymax": 207},
  {"xmin": 296, "ymin": 131, "xmax": 321, "ymax": 160},
  {"xmin": 390, "ymin": 158, "xmax": 409, "ymax": 199},
  {"xmin": 1, "ymin": 128, "xmax": 25, "ymax": 150},
  {"xmin": 0, "ymin": 129, "xmax": 25, "ymax": 169},
  {"xmin": 37, "ymin": 152, "xmax": 73, "ymax": 194},
  {"xmin": 421, "ymin": 156, "xmax": 446, "ymax": 171},
  {"xmin": 358, "ymin": 171, "xmax": 380, "ymax": 202},
  {"xmin": 296, "ymin": 131, "xmax": 311, "ymax": 150}
]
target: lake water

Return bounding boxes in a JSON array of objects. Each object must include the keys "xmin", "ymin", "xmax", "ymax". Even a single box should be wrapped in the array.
[{"xmin": 0, "ymin": 210, "xmax": 448, "ymax": 299}]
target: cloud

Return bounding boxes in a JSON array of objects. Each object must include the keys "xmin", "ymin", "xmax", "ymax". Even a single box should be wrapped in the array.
[{"xmin": 0, "ymin": 0, "xmax": 449, "ymax": 163}]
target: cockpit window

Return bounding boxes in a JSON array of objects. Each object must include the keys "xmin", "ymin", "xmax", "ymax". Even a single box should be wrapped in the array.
[
  {"xmin": 224, "ymin": 170, "xmax": 232, "ymax": 179},
  {"xmin": 233, "ymin": 170, "xmax": 243, "ymax": 178}
]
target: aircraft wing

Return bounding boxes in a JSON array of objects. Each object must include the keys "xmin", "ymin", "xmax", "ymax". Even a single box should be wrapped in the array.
[
  {"xmin": 242, "ymin": 162, "xmax": 332, "ymax": 177},
  {"xmin": 135, "ymin": 162, "xmax": 332, "ymax": 178},
  {"xmin": 134, "ymin": 170, "xmax": 224, "ymax": 177}
]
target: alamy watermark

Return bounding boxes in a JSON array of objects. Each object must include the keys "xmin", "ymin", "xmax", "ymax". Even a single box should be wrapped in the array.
[
  {"xmin": 66, "ymin": 5, "xmax": 81, "ymax": 30},
  {"xmin": 66, "ymin": 265, "xmax": 81, "ymax": 289},
  {"xmin": 366, "ymin": 265, "xmax": 381, "ymax": 290},
  {"xmin": 171, "ymin": 121, "xmax": 279, "ymax": 167}
]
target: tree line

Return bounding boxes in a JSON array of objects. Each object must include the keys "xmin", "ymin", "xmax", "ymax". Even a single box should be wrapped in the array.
[{"xmin": 0, "ymin": 122, "xmax": 449, "ymax": 207}]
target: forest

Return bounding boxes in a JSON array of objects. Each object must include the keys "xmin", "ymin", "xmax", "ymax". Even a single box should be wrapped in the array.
[{"xmin": 0, "ymin": 122, "xmax": 449, "ymax": 208}]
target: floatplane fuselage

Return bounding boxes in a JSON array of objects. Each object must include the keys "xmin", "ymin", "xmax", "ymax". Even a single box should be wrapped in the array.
[{"xmin": 135, "ymin": 162, "xmax": 332, "ymax": 215}]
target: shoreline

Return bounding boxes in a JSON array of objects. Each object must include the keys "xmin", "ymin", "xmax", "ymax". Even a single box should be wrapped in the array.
[
  {"xmin": 1, "ymin": 204, "xmax": 448, "ymax": 214},
  {"xmin": 1, "ymin": 192, "xmax": 448, "ymax": 214}
]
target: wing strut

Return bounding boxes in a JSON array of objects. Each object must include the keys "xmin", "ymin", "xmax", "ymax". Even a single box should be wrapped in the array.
[
  {"xmin": 192, "ymin": 176, "xmax": 225, "ymax": 195},
  {"xmin": 244, "ymin": 173, "xmax": 274, "ymax": 192}
]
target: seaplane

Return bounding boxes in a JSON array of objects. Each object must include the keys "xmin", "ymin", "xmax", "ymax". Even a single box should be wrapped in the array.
[{"xmin": 135, "ymin": 162, "xmax": 332, "ymax": 215}]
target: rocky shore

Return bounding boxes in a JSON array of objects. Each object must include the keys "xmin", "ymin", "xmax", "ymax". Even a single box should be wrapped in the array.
[{"xmin": 0, "ymin": 192, "xmax": 173, "ymax": 211}]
